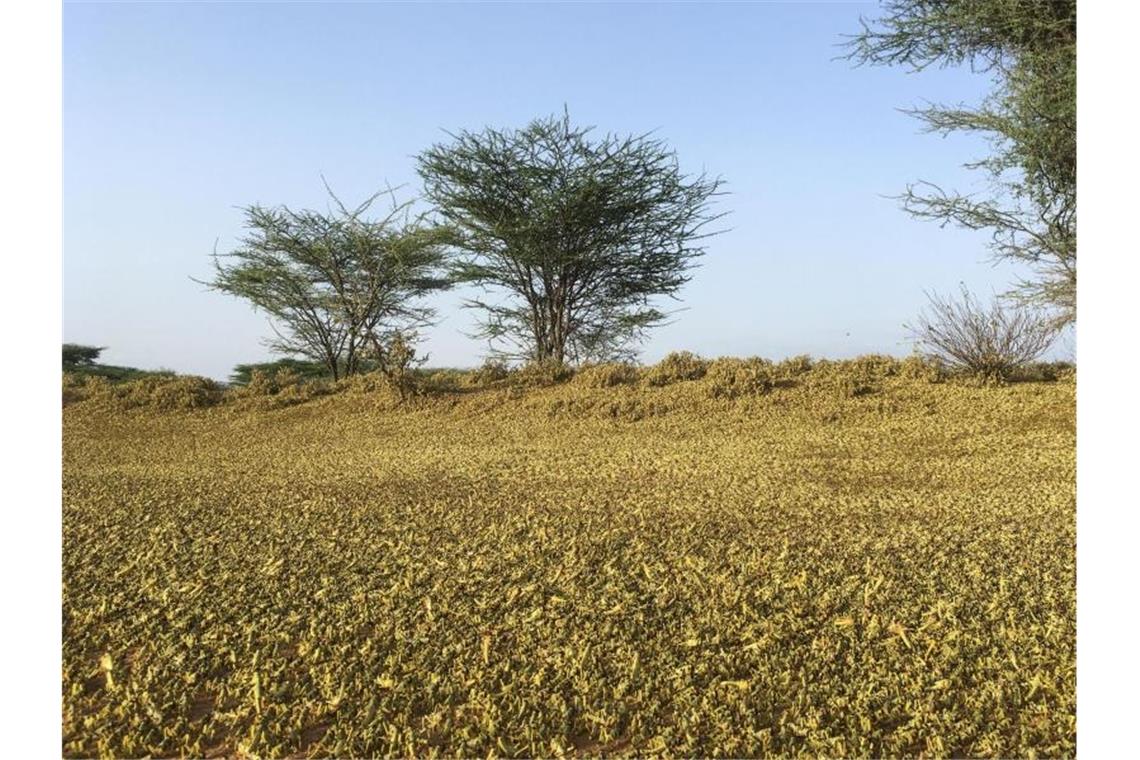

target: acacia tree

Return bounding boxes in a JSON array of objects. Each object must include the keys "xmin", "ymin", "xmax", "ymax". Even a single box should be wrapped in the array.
[
  {"xmin": 846, "ymin": 0, "xmax": 1076, "ymax": 327},
  {"xmin": 417, "ymin": 112, "xmax": 725, "ymax": 365},
  {"xmin": 63, "ymin": 344, "xmax": 105, "ymax": 367},
  {"xmin": 204, "ymin": 186, "xmax": 450, "ymax": 380}
]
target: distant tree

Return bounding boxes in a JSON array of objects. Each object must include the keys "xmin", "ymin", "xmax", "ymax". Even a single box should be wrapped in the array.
[
  {"xmin": 63, "ymin": 344, "xmax": 105, "ymax": 366},
  {"xmin": 204, "ymin": 185, "xmax": 451, "ymax": 380},
  {"xmin": 417, "ymin": 111, "xmax": 725, "ymax": 365},
  {"xmin": 846, "ymin": 0, "xmax": 1076, "ymax": 327},
  {"xmin": 229, "ymin": 358, "xmax": 329, "ymax": 386},
  {"xmin": 908, "ymin": 285, "xmax": 1058, "ymax": 380}
]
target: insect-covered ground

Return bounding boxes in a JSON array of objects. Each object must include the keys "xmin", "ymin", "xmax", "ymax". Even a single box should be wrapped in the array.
[{"xmin": 62, "ymin": 357, "xmax": 1075, "ymax": 758}]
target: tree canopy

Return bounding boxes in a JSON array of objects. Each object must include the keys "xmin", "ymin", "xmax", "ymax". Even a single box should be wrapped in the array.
[
  {"xmin": 63, "ymin": 344, "xmax": 105, "ymax": 366},
  {"xmin": 418, "ymin": 112, "xmax": 725, "ymax": 365},
  {"xmin": 205, "ymin": 186, "xmax": 451, "ymax": 380},
  {"xmin": 846, "ymin": 0, "xmax": 1076, "ymax": 327}
]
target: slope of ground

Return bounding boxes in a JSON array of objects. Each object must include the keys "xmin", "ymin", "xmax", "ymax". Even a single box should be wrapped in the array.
[{"xmin": 62, "ymin": 371, "xmax": 1075, "ymax": 758}]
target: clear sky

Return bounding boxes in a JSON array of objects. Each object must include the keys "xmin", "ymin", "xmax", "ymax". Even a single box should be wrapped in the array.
[{"xmin": 64, "ymin": 0, "xmax": 1035, "ymax": 380}]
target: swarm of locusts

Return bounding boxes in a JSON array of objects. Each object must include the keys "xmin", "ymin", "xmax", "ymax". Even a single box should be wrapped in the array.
[{"xmin": 62, "ymin": 354, "xmax": 1075, "ymax": 758}]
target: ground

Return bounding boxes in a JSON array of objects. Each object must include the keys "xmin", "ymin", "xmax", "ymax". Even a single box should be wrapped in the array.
[{"xmin": 62, "ymin": 367, "xmax": 1075, "ymax": 758}]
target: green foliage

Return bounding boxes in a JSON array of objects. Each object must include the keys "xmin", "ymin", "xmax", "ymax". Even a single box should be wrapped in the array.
[
  {"xmin": 61, "ymin": 343, "xmax": 173, "ymax": 385},
  {"xmin": 418, "ymin": 110, "xmax": 725, "ymax": 364},
  {"xmin": 204, "ymin": 184, "xmax": 450, "ymax": 380},
  {"xmin": 63, "ymin": 343, "xmax": 105, "ymax": 366},
  {"xmin": 644, "ymin": 351, "xmax": 709, "ymax": 387},
  {"xmin": 846, "ymin": 0, "xmax": 1076, "ymax": 324}
]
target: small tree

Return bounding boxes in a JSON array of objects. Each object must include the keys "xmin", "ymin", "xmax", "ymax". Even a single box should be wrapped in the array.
[
  {"xmin": 366, "ymin": 330, "xmax": 426, "ymax": 400},
  {"xmin": 907, "ymin": 286, "xmax": 1058, "ymax": 380},
  {"xmin": 63, "ymin": 344, "xmax": 105, "ymax": 366},
  {"xmin": 418, "ymin": 111, "xmax": 725, "ymax": 365},
  {"xmin": 204, "ymin": 185, "xmax": 450, "ymax": 380}
]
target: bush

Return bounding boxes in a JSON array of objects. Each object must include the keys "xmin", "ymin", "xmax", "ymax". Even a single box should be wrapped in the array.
[
  {"xmin": 1012, "ymin": 361, "xmax": 1075, "ymax": 383},
  {"xmin": 573, "ymin": 362, "xmax": 641, "ymax": 389},
  {"xmin": 242, "ymin": 369, "xmax": 279, "ymax": 397},
  {"xmin": 899, "ymin": 354, "xmax": 944, "ymax": 383},
  {"xmin": 644, "ymin": 351, "xmax": 709, "ymax": 387},
  {"xmin": 82, "ymin": 375, "xmax": 225, "ymax": 411},
  {"xmin": 62, "ymin": 373, "xmax": 91, "ymax": 406},
  {"xmin": 338, "ymin": 371, "xmax": 397, "ymax": 395},
  {"xmin": 774, "ymin": 355, "xmax": 813, "ymax": 378},
  {"xmin": 468, "ymin": 359, "xmax": 511, "ymax": 387},
  {"xmin": 705, "ymin": 357, "xmax": 774, "ymax": 399},
  {"xmin": 229, "ymin": 367, "xmax": 327, "ymax": 407},
  {"xmin": 848, "ymin": 354, "xmax": 899, "ymax": 378},
  {"xmin": 145, "ymin": 376, "xmax": 225, "ymax": 411},
  {"xmin": 908, "ymin": 287, "xmax": 1059, "ymax": 381},
  {"xmin": 806, "ymin": 359, "xmax": 879, "ymax": 399},
  {"xmin": 422, "ymin": 369, "xmax": 466, "ymax": 394},
  {"xmin": 369, "ymin": 332, "xmax": 427, "ymax": 400},
  {"xmin": 229, "ymin": 359, "xmax": 328, "ymax": 386},
  {"xmin": 513, "ymin": 360, "xmax": 573, "ymax": 388}
]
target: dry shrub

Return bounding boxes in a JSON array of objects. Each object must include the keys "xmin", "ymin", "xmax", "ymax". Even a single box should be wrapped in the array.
[
  {"xmin": 705, "ymin": 357, "xmax": 774, "ymax": 399},
  {"xmin": 573, "ymin": 362, "xmax": 641, "ymax": 389},
  {"xmin": 1012, "ymin": 361, "xmax": 1075, "ymax": 383},
  {"xmin": 774, "ymin": 355, "xmax": 813, "ymax": 379},
  {"xmin": 644, "ymin": 351, "xmax": 708, "ymax": 387},
  {"xmin": 81, "ymin": 374, "xmax": 113, "ymax": 396},
  {"xmin": 228, "ymin": 367, "xmax": 328, "ymax": 408},
  {"xmin": 909, "ymin": 287, "xmax": 1059, "ymax": 381},
  {"xmin": 338, "ymin": 371, "xmax": 398, "ymax": 395},
  {"xmin": 88, "ymin": 375, "xmax": 224, "ymax": 411},
  {"xmin": 62, "ymin": 373, "xmax": 90, "ymax": 406},
  {"xmin": 423, "ymin": 369, "xmax": 466, "ymax": 393},
  {"xmin": 847, "ymin": 354, "xmax": 900, "ymax": 378},
  {"xmin": 273, "ymin": 366, "xmax": 303, "ymax": 388},
  {"xmin": 62, "ymin": 373, "xmax": 86, "ymax": 391},
  {"xmin": 329, "ymin": 371, "xmax": 422, "ymax": 411},
  {"xmin": 147, "ymin": 376, "xmax": 225, "ymax": 410},
  {"xmin": 899, "ymin": 354, "xmax": 945, "ymax": 383},
  {"xmin": 468, "ymin": 359, "xmax": 511, "ymax": 387},
  {"xmin": 806, "ymin": 358, "xmax": 883, "ymax": 399},
  {"xmin": 237, "ymin": 369, "xmax": 279, "ymax": 397},
  {"xmin": 512, "ymin": 360, "xmax": 573, "ymax": 388}
]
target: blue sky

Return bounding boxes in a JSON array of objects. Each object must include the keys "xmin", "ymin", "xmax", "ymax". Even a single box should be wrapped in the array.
[{"xmin": 64, "ymin": 1, "xmax": 1032, "ymax": 380}]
